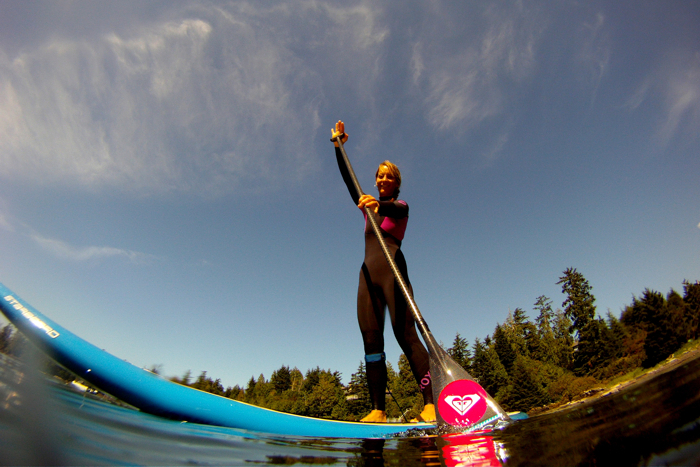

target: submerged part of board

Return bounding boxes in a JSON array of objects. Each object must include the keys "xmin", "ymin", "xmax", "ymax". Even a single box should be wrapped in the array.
[{"xmin": 0, "ymin": 282, "xmax": 525, "ymax": 438}]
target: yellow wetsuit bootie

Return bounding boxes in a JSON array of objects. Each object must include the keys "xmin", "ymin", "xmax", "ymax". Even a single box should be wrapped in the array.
[
  {"xmin": 360, "ymin": 410, "xmax": 387, "ymax": 423},
  {"xmin": 411, "ymin": 404, "xmax": 436, "ymax": 423}
]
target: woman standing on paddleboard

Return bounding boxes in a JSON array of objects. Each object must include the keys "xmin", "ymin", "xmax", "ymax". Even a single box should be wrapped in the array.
[{"xmin": 331, "ymin": 121, "xmax": 435, "ymax": 423}]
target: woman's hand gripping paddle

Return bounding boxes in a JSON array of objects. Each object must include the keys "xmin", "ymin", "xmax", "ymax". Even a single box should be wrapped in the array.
[{"xmin": 333, "ymin": 129, "xmax": 510, "ymax": 430}]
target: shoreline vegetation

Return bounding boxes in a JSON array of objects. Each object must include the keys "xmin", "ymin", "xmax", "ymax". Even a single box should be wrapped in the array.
[
  {"xmin": 530, "ymin": 339, "xmax": 700, "ymax": 416},
  {"xmin": 1, "ymin": 268, "xmax": 698, "ymax": 422}
]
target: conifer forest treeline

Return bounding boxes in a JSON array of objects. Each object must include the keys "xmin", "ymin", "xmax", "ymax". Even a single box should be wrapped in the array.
[{"xmin": 2, "ymin": 268, "xmax": 699, "ymax": 420}]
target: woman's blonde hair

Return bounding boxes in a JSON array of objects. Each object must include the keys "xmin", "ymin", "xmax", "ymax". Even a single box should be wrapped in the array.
[{"xmin": 376, "ymin": 160, "xmax": 402, "ymax": 198}]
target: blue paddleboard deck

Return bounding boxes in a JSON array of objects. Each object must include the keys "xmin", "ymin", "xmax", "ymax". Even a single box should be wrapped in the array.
[
  {"xmin": 0, "ymin": 282, "xmax": 436, "ymax": 438},
  {"xmin": 0, "ymin": 282, "xmax": 525, "ymax": 438}
]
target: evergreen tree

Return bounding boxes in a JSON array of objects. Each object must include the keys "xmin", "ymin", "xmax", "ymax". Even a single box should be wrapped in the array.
[
  {"xmin": 621, "ymin": 288, "xmax": 656, "ymax": 333},
  {"xmin": 270, "ymin": 365, "xmax": 292, "ymax": 393},
  {"xmin": 472, "ymin": 337, "xmax": 509, "ymax": 396},
  {"xmin": 384, "ymin": 361, "xmax": 404, "ymax": 420},
  {"xmin": 290, "ymin": 367, "xmax": 304, "ymax": 392},
  {"xmin": 191, "ymin": 371, "xmax": 225, "ymax": 396},
  {"xmin": 617, "ymin": 300, "xmax": 647, "ymax": 365},
  {"xmin": 509, "ymin": 308, "xmax": 531, "ymax": 358},
  {"xmin": 641, "ymin": 289, "xmax": 684, "ymax": 367},
  {"xmin": 621, "ymin": 288, "xmax": 664, "ymax": 367},
  {"xmin": 667, "ymin": 289, "xmax": 689, "ymax": 343},
  {"xmin": 304, "ymin": 370, "xmax": 346, "ymax": 419},
  {"xmin": 522, "ymin": 320, "xmax": 540, "ymax": 360},
  {"xmin": 254, "ymin": 373, "xmax": 272, "ymax": 405},
  {"xmin": 484, "ymin": 344, "xmax": 510, "ymax": 396},
  {"xmin": 557, "ymin": 268, "xmax": 598, "ymax": 375},
  {"xmin": 347, "ymin": 362, "xmax": 372, "ymax": 419},
  {"xmin": 573, "ymin": 319, "xmax": 601, "ymax": 375},
  {"xmin": 497, "ymin": 355, "xmax": 553, "ymax": 412},
  {"xmin": 534, "ymin": 296, "xmax": 558, "ymax": 364},
  {"xmin": 493, "ymin": 324, "xmax": 515, "ymax": 373},
  {"xmin": 447, "ymin": 333, "xmax": 472, "ymax": 371},
  {"xmin": 534, "ymin": 296, "xmax": 554, "ymax": 330},
  {"xmin": 244, "ymin": 376, "xmax": 257, "ymax": 403},
  {"xmin": 471, "ymin": 338, "xmax": 486, "ymax": 382},
  {"xmin": 552, "ymin": 309, "xmax": 574, "ymax": 370},
  {"xmin": 269, "ymin": 387, "xmax": 302, "ymax": 414},
  {"xmin": 390, "ymin": 354, "xmax": 422, "ymax": 420},
  {"xmin": 603, "ymin": 312, "xmax": 626, "ymax": 361},
  {"xmin": 301, "ymin": 367, "xmax": 322, "ymax": 393},
  {"xmin": 557, "ymin": 268, "xmax": 596, "ymax": 337},
  {"xmin": 224, "ymin": 385, "xmax": 243, "ymax": 400},
  {"xmin": 683, "ymin": 281, "xmax": 700, "ymax": 339},
  {"xmin": 169, "ymin": 369, "xmax": 192, "ymax": 386},
  {"xmin": 590, "ymin": 317, "xmax": 620, "ymax": 374}
]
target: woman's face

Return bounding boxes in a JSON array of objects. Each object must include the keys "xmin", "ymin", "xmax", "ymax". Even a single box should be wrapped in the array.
[{"xmin": 376, "ymin": 165, "xmax": 399, "ymax": 198}]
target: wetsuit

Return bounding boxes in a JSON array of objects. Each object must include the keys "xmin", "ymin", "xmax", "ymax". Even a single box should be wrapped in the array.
[{"xmin": 335, "ymin": 147, "xmax": 434, "ymax": 412}]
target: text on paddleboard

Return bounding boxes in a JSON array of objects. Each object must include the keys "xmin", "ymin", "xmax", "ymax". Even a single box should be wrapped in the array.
[{"xmin": 3, "ymin": 295, "xmax": 60, "ymax": 338}]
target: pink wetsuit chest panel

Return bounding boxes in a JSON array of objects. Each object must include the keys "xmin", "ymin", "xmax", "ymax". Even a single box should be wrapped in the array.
[{"xmin": 363, "ymin": 200, "xmax": 408, "ymax": 241}]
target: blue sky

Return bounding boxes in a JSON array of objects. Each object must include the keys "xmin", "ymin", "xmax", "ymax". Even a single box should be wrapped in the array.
[{"xmin": 0, "ymin": 1, "xmax": 698, "ymax": 388}]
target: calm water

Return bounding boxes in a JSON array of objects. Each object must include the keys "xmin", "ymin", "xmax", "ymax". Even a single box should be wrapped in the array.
[{"xmin": 2, "ymin": 351, "xmax": 700, "ymax": 466}]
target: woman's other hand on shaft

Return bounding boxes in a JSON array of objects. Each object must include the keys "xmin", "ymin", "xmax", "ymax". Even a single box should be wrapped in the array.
[{"xmin": 358, "ymin": 194, "xmax": 379, "ymax": 213}]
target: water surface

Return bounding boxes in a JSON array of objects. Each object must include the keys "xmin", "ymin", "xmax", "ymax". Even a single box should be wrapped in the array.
[{"xmin": 2, "ymin": 351, "xmax": 700, "ymax": 466}]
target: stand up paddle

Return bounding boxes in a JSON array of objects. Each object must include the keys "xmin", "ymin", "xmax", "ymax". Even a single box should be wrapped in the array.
[{"xmin": 333, "ymin": 131, "xmax": 509, "ymax": 430}]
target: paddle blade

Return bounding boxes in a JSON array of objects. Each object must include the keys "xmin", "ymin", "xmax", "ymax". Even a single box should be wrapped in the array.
[{"xmin": 424, "ymin": 337, "xmax": 510, "ymax": 430}]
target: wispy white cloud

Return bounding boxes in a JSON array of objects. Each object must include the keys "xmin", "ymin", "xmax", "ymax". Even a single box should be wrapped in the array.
[
  {"xmin": 623, "ymin": 78, "xmax": 653, "ymax": 111},
  {"xmin": 0, "ymin": 212, "xmax": 12, "ymax": 232},
  {"xmin": 576, "ymin": 11, "xmax": 611, "ymax": 107},
  {"xmin": 620, "ymin": 49, "xmax": 699, "ymax": 151},
  {"xmin": 482, "ymin": 131, "xmax": 510, "ymax": 167},
  {"xmin": 625, "ymin": 52, "xmax": 700, "ymax": 146},
  {"xmin": 410, "ymin": 41, "xmax": 424, "ymax": 85},
  {"xmin": 0, "ymin": 198, "xmax": 14, "ymax": 232},
  {"xmin": 1, "ymin": 0, "xmax": 693, "ymax": 180},
  {"xmin": 657, "ymin": 52, "xmax": 700, "ymax": 145},
  {"xmin": 0, "ymin": 197, "xmax": 151, "ymax": 263},
  {"xmin": 0, "ymin": 2, "xmax": 388, "ymax": 196},
  {"xmin": 410, "ymin": 3, "xmax": 543, "ymax": 134},
  {"xmin": 30, "ymin": 233, "xmax": 154, "ymax": 264}
]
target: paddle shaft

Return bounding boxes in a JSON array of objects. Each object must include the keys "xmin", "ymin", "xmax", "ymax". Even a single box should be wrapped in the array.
[{"xmin": 335, "ymin": 136, "xmax": 431, "ymax": 340}]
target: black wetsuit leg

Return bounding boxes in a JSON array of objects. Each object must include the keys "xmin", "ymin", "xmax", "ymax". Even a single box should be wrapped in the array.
[
  {"xmin": 357, "ymin": 243, "xmax": 434, "ymax": 410},
  {"xmin": 358, "ymin": 263, "xmax": 388, "ymax": 411},
  {"xmin": 387, "ymin": 250, "xmax": 433, "ymax": 405}
]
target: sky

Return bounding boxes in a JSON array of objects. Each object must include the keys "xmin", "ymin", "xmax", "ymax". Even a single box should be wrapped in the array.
[{"xmin": 0, "ymin": 0, "xmax": 698, "ymax": 389}]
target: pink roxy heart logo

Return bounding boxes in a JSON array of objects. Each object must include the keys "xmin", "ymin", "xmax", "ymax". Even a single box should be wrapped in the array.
[
  {"xmin": 444, "ymin": 394, "xmax": 481, "ymax": 416},
  {"xmin": 438, "ymin": 380, "xmax": 488, "ymax": 426}
]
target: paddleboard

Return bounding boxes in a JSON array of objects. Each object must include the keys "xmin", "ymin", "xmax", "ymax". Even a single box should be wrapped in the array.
[{"xmin": 0, "ymin": 282, "xmax": 525, "ymax": 438}]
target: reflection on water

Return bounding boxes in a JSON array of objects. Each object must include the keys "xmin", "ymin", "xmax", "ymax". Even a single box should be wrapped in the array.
[
  {"xmin": 2, "ymin": 349, "xmax": 700, "ymax": 466},
  {"xmin": 496, "ymin": 352, "xmax": 700, "ymax": 466},
  {"xmin": 439, "ymin": 433, "xmax": 505, "ymax": 466}
]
